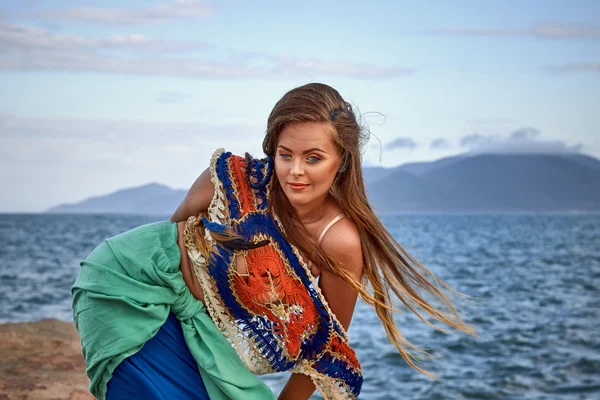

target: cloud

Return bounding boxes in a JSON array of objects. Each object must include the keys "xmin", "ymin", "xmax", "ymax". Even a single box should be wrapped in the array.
[
  {"xmin": 386, "ymin": 137, "xmax": 417, "ymax": 150},
  {"xmin": 35, "ymin": 0, "xmax": 213, "ymax": 26},
  {"xmin": 0, "ymin": 23, "xmax": 210, "ymax": 52},
  {"xmin": 423, "ymin": 22, "xmax": 600, "ymax": 40},
  {"xmin": 541, "ymin": 63, "xmax": 600, "ymax": 74},
  {"xmin": 0, "ymin": 23, "xmax": 412, "ymax": 79},
  {"xmin": 460, "ymin": 127, "xmax": 582, "ymax": 154},
  {"xmin": 430, "ymin": 138, "xmax": 450, "ymax": 150},
  {"xmin": 460, "ymin": 133, "xmax": 494, "ymax": 148},
  {"xmin": 271, "ymin": 57, "xmax": 413, "ymax": 79},
  {"xmin": 0, "ymin": 113, "xmax": 267, "ymax": 211},
  {"xmin": 0, "ymin": 114, "xmax": 263, "ymax": 143},
  {"xmin": 509, "ymin": 127, "xmax": 540, "ymax": 140},
  {"xmin": 466, "ymin": 117, "xmax": 513, "ymax": 125},
  {"xmin": 156, "ymin": 91, "xmax": 193, "ymax": 104}
]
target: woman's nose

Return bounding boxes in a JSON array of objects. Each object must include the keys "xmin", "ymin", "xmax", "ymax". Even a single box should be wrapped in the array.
[{"xmin": 290, "ymin": 159, "xmax": 304, "ymax": 176}]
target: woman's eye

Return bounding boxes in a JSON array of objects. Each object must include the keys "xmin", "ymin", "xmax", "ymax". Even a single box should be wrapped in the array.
[{"xmin": 278, "ymin": 153, "xmax": 320, "ymax": 163}]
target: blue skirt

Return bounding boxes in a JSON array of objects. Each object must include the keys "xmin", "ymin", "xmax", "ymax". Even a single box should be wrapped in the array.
[{"xmin": 106, "ymin": 313, "xmax": 210, "ymax": 400}]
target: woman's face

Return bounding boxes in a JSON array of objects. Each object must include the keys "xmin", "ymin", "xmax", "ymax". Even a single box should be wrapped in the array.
[{"xmin": 275, "ymin": 121, "xmax": 342, "ymax": 208}]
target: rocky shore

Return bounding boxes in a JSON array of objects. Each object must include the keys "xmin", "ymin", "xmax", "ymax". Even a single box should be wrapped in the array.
[{"xmin": 0, "ymin": 319, "xmax": 93, "ymax": 400}]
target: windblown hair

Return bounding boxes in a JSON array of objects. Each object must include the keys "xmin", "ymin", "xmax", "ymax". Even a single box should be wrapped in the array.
[{"xmin": 261, "ymin": 82, "xmax": 477, "ymax": 379}]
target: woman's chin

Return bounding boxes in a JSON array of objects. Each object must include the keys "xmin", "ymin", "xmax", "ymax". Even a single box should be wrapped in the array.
[
  {"xmin": 284, "ymin": 191, "xmax": 312, "ymax": 206},
  {"xmin": 286, "ymin": 197, "xmax": 311, "ymax": 207}
]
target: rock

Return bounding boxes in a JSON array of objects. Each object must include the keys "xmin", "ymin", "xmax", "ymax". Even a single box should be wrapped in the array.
[{"xmin": 0, "ymin": 319, "xmax": 93, "ymax": 400}]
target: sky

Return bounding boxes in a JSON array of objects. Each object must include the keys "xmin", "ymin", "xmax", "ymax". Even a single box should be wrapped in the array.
[{"xmin": 1, "ymin": 0, "xmax": 599, "ymax": 212}]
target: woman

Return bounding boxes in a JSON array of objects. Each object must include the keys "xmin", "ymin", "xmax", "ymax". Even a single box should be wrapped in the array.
[{"xmin": 72, "ymin": 83, "xmax": 476, "ymax": 400}]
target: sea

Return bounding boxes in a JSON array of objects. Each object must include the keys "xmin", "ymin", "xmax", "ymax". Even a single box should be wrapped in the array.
[{"xmin": 1, "ymin": 213, "xmax": 599, "ymax": 400}]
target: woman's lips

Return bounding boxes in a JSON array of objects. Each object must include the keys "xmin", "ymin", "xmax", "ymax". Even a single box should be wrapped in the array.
[{"xmin": 289, "ymin": 183, "xmax": 309, "ymax": 190}]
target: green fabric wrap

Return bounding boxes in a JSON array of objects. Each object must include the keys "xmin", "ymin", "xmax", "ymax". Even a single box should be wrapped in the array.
[{"xmin": 71, "ymin": 221, "xmax": 276, "ymax": 400}]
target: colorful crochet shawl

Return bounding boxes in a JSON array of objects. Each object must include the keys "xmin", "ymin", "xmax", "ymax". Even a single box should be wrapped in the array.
[{"xmin": 183, "ymin": 148, "xmax": 363, "ymax": 399}]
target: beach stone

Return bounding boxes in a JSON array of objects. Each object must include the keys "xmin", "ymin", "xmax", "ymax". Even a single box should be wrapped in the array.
[{"xmin": 0, "ymin": 319, "xmax": 93, "ymax": 400}]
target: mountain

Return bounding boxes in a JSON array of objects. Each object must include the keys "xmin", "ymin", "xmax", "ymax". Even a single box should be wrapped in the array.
[
  {"xmin": 46, "ymin": 153, "xmax": 600, "ymax": 215},
  {"xmin": 47, "ymin": 183, "xmax": 186, "ymax": 215},
  {"xmin": 361, "ymin": 154, "xmax": 465, "ymax": 184},
  {"xmin": 366, "ymin": 169, "xmax": 445, "ymax": 211},
  {"xmin": 561, "ymin": 153, "xmax": 600, "ymax": 172},
  {"xmin": 362, "ymin": 166, "xmax": 394, "ymax": 184},
  {"xmin": 392, "ymin": 154, "xmax": 466, "ymax": 176},
  {"xmin": 368, "ymin": 153, "xmax": 600, "ymax": 212}
]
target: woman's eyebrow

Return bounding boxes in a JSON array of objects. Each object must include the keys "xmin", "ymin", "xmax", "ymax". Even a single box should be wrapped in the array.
[{"xmin": 277, "ymin": 145, "xmax": 327, "ymax": 154}]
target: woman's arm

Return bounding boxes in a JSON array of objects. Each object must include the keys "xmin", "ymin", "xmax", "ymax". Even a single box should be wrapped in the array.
[
  {"xmin": 278, "ymin": 373, "xmax": 316, "ymax": 400},
  {"xmin": 170, "ymin": 166, "xmax": 215, "ymax": 222},
  {"xmin": 278, "ymin": 219, "xmax": 364, "ymax": 400}
]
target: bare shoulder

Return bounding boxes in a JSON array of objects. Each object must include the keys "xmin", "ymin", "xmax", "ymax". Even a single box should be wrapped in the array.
[
  {"xmin": 317, "ymin": 216, "xmax": 364, "ymax": 330},
  {"xmin": 319, "ymin": 216, "xmax": 361, "ymax": 251},
  {"xmin": 319, "ymin": 216, "xmax": 363, "ymax": 278}
]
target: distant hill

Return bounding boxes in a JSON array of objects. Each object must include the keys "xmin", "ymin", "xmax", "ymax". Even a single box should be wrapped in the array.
[
  {"xmin": 47, "ymin": 183, "xmax": 186, "ymax": 215},
  {"xmin": 47, "ymin": 153, "xmax": 600, "ymax": 215},
  {"xmin": 561, "ymin": 153, "xmax": 600, "ymax": 172},
  {"xmin": 393, "ymin": 154, "xmax": 466, "ymax": 176},
  {"xmin": 362, "ymin": 166, "xmax": 394, "ymax": 184},
  {"xmin": 368, "ymin": 153, "xmax": 600, "ymax": 212}
]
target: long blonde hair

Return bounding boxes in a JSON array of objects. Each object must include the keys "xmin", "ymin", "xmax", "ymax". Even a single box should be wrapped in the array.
[{"xmin": 262, "ymin": 82, "xmax": 478, "ymax": 379}]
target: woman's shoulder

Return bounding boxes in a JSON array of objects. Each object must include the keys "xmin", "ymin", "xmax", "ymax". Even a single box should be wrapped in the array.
[
  {"xmin": 320, "ymin": 214, "xmax": 361, "ymax": 252},
  {"xmin": 318, "ymin": 209, "xmax": 363, "ymax": 277}
]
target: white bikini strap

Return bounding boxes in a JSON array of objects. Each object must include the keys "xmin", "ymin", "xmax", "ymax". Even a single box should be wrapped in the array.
[{"xmin": 317, "ymin": 213, "xmax": 347, "ymax": 245}]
